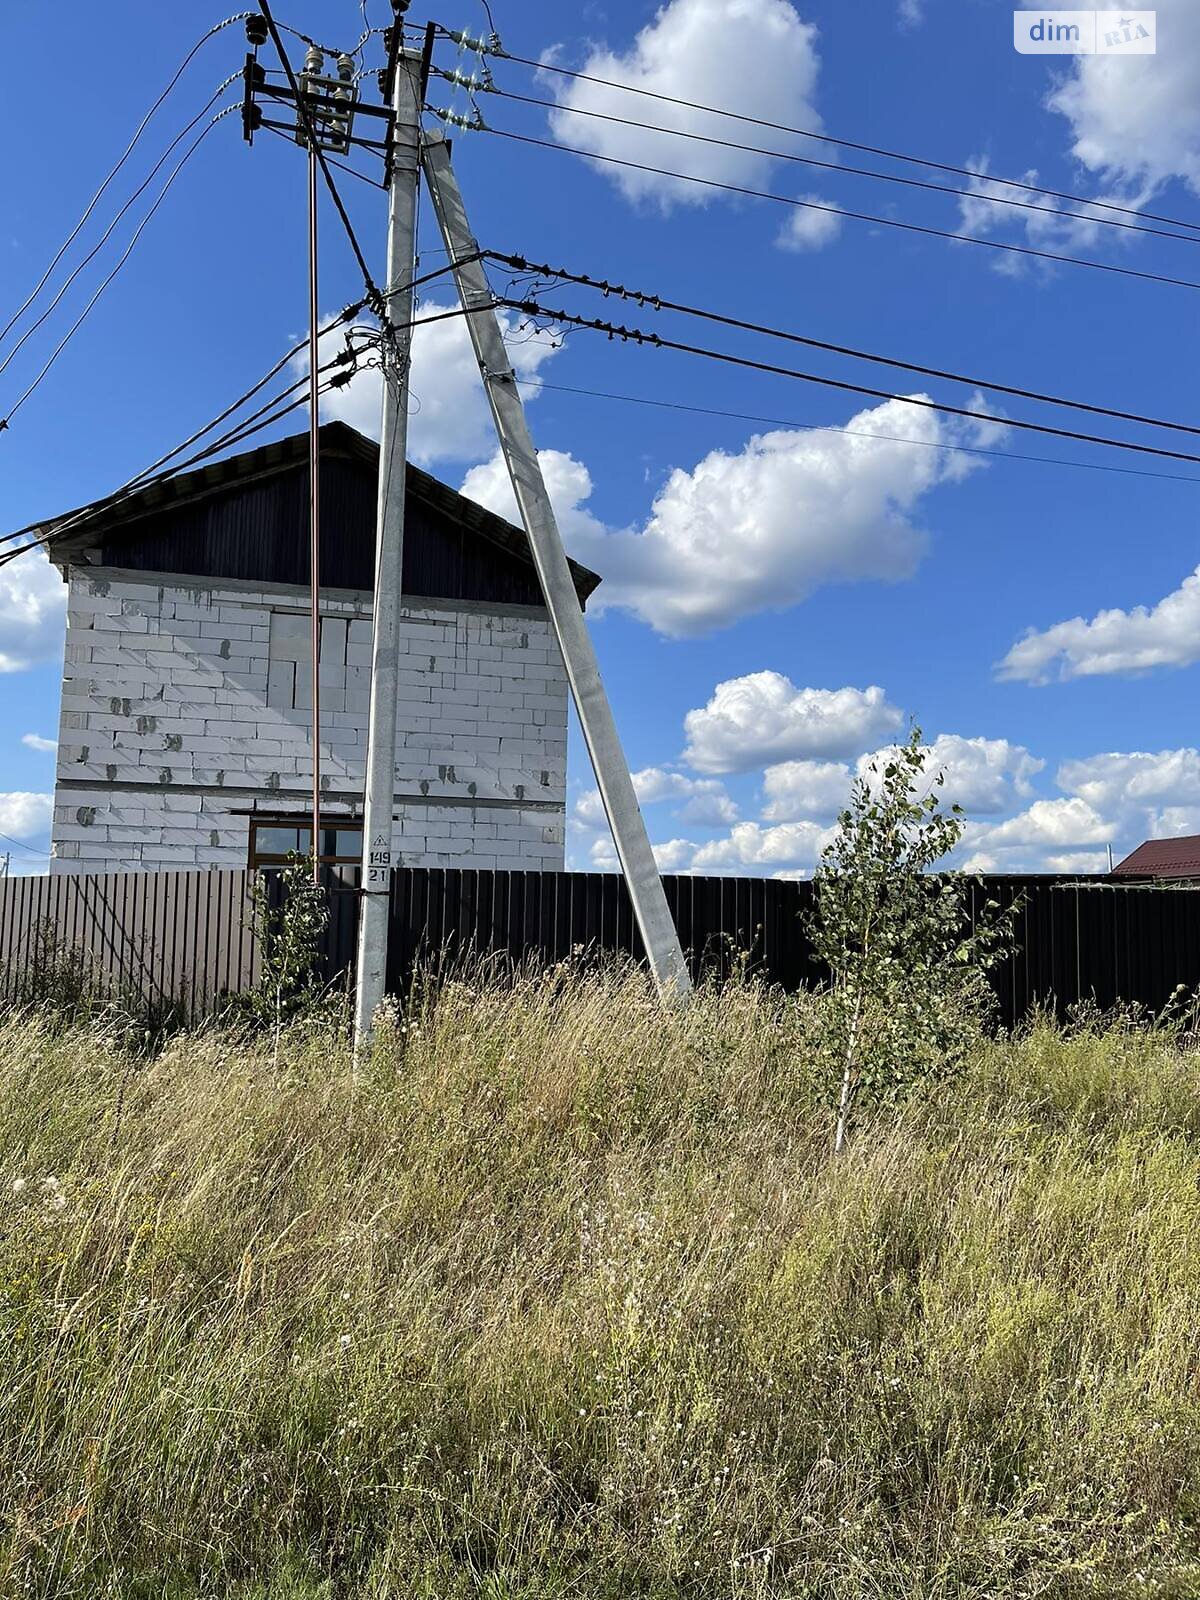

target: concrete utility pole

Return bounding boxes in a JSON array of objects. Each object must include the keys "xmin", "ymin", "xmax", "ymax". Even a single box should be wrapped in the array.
[
  {"xmin": 353, "ymin": 45, "xmax": 425, "ymax": 1045},
  {"xmin": 421, "ymin": 132, "xmax": 692, "ymax": 1001}
]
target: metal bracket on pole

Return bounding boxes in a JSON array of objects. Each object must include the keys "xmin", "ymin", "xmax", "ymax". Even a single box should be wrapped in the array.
[
  {"xmin": 420, "ymin": 132, "xmax": 692, "ymax": 1002},
  {"xmin": 352, "ymin": 49, "xmax": 424, "ymax": 1050}
]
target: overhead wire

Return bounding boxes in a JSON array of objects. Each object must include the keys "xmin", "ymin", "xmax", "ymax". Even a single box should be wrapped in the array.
[
  {"xmin": 515, "ymin": 376, "xmax": 1200, "ymax": 487},
  {"xmin": 0, "ymin": 78, "xmax": 238, "ymax": 384},
  {"xmin": 481, "ymin": 127, "xmax": 1200, "ymax": 294},
  {"xmin": 499, "ymin": 297, "xmax": 1200, "ymax": 467},
  {"xmin": 0, "ymin": 13, "xmax": 252, "ymax": 350},
  {"xmin": 0, "ymin": 300, "xmax": 494, "ymax": 568},
  {"xmin": 0, "ymin": 108, "xmax": 237, "ymax": 433},
  {"xmin": 479, "ymin": 81, "xmax": 1200, "ymax": 251},
  {"xmin": 486, "ymin": 251, "xmax": 1200, "ymax": 439},
  {"xmin": 494, "ymin": 45, "xmax": 1200, "ymax": 236}
]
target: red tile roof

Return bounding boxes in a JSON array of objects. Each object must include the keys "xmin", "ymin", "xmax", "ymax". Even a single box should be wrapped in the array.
[{"xmin": 1110, "ymin": 835, "xmax": 1200, "ymax": 879}]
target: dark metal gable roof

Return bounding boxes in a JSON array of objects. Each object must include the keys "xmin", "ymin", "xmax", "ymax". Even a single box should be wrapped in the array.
[
  {"xmin": 39, "ymin": 421, "xmax": 601, "ymax": 605},
  {"xmin": 1111, "ymin": 835, "xmax": 1200, "ymax": 880}
]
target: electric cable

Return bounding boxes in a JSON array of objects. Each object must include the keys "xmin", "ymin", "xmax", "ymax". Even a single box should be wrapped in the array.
[
  {"xmin": 515, "ymin": 376, "xmax": 1200, "ymax": 487},
  {"xmin": 0, "ymin": 14, "xmax": 251, "ymax": 349},
  {"xmin": 480, "ymin": 81, "xmax": 1200, "ymax": 250},
  {"xmin": 500, "ymin": 297, "xmax": 1200, "ymax": 467},
  {"xmin": 495, "ymin": 46, "xmax": 1200, "ymax": 236},
  {"xmin": 0, "ymin": 110, "xmax": 235, "ymax": 434},
  {"xmin": 0, "ymin": 301, "xmax": 494, "ymax": 565},
  {"xmin": 482, "ymin": 127, "xmax": 1200, "ymax": 294},
  {"xmin": 0, "ymin": 80, "xmax": 237, "ymax": 383},
  {"xmin": 487, "ymin": 251, "xmax": 1200, "ymax": 439}
]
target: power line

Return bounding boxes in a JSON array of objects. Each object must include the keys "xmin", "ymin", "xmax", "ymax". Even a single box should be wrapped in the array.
[
  {"xmin": 487, "ymin": 251, "xmax": 1200, "ymax": 440},
  {"xmin": 483, "ymin": 127, "xmax": 1200, "ymax": 295},
  {"xmin": 1, "ymin": 110, "xmax": 234, "ymax": 434},
  {"xmin": 481, "ymin": 82, "xmax": 1200, "ymax": 252},
  {"xmin": 0, "ymin": 831, "xmax": 49, "ymax": 859},
  {"xmin": 0, "ymin": 301, "xmax": 491, "ymax": 567},
  {"xmin": 501, "ymin": 297, "xmax": 1200, "ymax": 467},
  {"xmin": 0, "ymin": 80, "xmax": 236, "ymax": 384},
  {"xmin": 0, "ymin": 14, "xmax": 251, "ymax": 350},
  {"xmin": 516, "ymin": 376, "xmax": 1200, "ymax": 487},
  {"xmin": 0, "ymin": 366, "xmax": 354, "ymax": 572},
  {"xmin": 495, "ymin": 46, "xmax": 1200, "ymax": 237}
]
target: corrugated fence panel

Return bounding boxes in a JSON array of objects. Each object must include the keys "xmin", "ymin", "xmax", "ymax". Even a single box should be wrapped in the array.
[{"xmin": 2, "ymin": 868, "xmax": 1198, "ymax": 1027}]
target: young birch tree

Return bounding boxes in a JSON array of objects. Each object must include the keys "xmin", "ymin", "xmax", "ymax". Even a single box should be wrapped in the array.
[{"xmin": 809, "ymin": 727, "xmax": 1013, "ymax": 1153}]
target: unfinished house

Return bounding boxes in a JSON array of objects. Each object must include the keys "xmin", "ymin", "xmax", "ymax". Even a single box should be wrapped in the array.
[{"xmin": 38, "ymin": 422, "xmax": 599, "ymax": 873}]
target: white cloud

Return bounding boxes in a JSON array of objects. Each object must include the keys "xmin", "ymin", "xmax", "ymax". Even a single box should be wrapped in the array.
[
  {"xmin": 1042, "ymin": 851, "xmax": 1112, "ymax": 874},
  {"xmin": 684, "ymin": 675, "xmax": 901, "ymax": 774},
  {"xmin": 777, "ymin": 198, "xmax": 844, "ymax": 252},
  {"xmin": 955, "ymin": 154, "xmax": 1127, "ymax": 264},
  {"xmin": 310, "ymin": 303, "xmax": 561, "ymax": 467},
  {"xmin": 459, "ymin": 448, "xmax": 607, "ymax": 546},
  {"xmin": 560, "ymin": 397, "xmax": 996, "ymax": 636},
  {"xmin": 898, "ymin": 0, "xmax": 924, "ymax": 24},
  {"xmin": 589, "ymin": 833, "xmax": 696, "ymax": 872},
  {"xmin": 1057, "ymin": 749, "xmax": 1200, "ymax": 814},
  {"xmin": 761, "ymin": 734, "xmax": 1042, "ymax": 825},
  {"xmin": 691, "ymin": 818, "xmax": 833, "ymax": 872},
  {"xmin": 761, "ymin": 759, "xmax": 852, "ymax": 820},
  {"xmin": 1046, "ymin": 0, "xmax": 1200, "ymax": 196},
  {"xmin": 0, "ymin": 792, "xmax": 53, "ymax": 839},
  {"xmin": 0, "ymin": 550, "xmax": 66, "ymax": 673},
  {"xmin": 967, "ymin": 797, "xmax": 1112, "ymax": 851},
  {"xmin": 21, "ymin": 733, "xmax": 56, "ymax": 753},
  {"xmin": 858, "ymin": 733, "xmax": 1044, "ymax": 815},
  {"xmin": 546, "ymin": 0, "xmax": 825, "ymax": 211},
  {"xmin": 998, "ymin": 566, "xmax": 1200, "ymax": 682},
  {"xmin": 574, "ymin": 766, "xmax": 737, "ymax": 830}
]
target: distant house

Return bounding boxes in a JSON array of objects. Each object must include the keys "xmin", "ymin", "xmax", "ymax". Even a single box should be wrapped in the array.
[
  {"xmin": 34, "ymin": 421, "xmax": 600, "ymax": 874},
  {"xmin": 1110, "ymin": 835, "xmax": 1200, "ymax": 883}
]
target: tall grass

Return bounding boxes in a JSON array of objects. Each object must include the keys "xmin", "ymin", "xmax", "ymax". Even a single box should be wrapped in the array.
[{"xmin": 2, "ymin": 968, "xmax": 1199, "ymax": 1597}]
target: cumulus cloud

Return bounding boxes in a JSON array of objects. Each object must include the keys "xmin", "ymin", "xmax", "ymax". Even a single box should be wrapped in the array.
[
  {"xmin": 559, "ymin": 397, "xmax": 997, "ymax": 636},
  {"xmin": 760, "ymin": 734, "xmax": 1042, "ymax": 823},
  {"xmin": 777, "ymin": 198, "xmax": 844, "ymax": 252},
  {"xmin": 998, "ymin": 566, "xmax": 1200, "ymax": 682},
  {"xmin": 0, "ymin": 792, "xmax": 53, "ymax": 839},
  {"xmin": 1046, "ymin": 0, "xmax": 1200, "ymax": 196},
  {"xmin": 459, "ymin": 448, "xmax": 608, "ymax": 545},
  {"xmin": 1057, "ymin": 749, "xmax": 1200, "ymax": 814},
  {"xmin": 0, "ymin": 550, "xmax": 66, "ymax": 673},
  {"xmin": 574, "ymin": 766, "xmax": 737, "ymax": 830},
  {"xmin": 859, "ymin": 733, "xmax": 1044, "ymax": 814},
  {"xmin": 21, "ymin": 733, "xmax": 57, "ymax": 753},
  {"xmin": 589, "ymin": 833, "xmax": 696, "ymax": 872},
  {"xmin": 309, "ymin": 303, "xmax": 561, "ymax": 467},
  {"xmin": 684, "ymin": 675, "xmax": 901, "ymax": 774},
  {"xmin": 966, "ymin": 797, "xmax": 1112, "ymax": 851},
  {"xmin": 691, "ymin": 818, "xmax": 833, "ymax": 872},
  {"xmin": 545, "ymin": 0, "xmax": 825, "ymax": 211},
  {"xmin": 761, "ymin": 759, "xmax": 853, "ymax": 821}
]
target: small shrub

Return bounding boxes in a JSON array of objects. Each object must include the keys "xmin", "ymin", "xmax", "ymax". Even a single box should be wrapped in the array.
[
  {"xmin": 808, "ymin": 725, "xmax": 1015, "ymax": 1151},
  {"xmin": 238, "ymin": 855, "xmax": 332, "ymax": 1059}
]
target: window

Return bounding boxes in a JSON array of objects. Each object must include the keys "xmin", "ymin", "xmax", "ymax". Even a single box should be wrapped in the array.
[{"xmin": 248, "ymin": 817, "xmax": 363, "ymax": 869}]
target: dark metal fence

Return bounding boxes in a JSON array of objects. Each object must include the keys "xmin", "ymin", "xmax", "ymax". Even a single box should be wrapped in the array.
[{"xmin": 1, "ymin": 866, "xmax": 1197, "ymax": 1027}]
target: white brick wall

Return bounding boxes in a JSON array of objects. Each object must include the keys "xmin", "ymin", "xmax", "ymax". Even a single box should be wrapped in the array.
[{"xmin": 51, "ymin": 567, "xmax": 568, "ymax": 873}]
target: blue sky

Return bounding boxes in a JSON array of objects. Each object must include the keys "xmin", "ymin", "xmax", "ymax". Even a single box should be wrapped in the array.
[{"xmin": 3, "ymin": 0, "xmax": 1200, "ymax": 876}]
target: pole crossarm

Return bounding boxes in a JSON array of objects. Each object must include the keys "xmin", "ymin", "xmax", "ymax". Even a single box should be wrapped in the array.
[{"xmin": 420, "ymin": 131, "xmax": 692, "ymax": 1002}]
